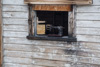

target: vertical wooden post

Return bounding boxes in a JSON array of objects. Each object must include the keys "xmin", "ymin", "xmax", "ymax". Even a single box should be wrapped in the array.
[
  {"xmin": 0, "ymin": 0, "xmax": 2, "ymax": 67},
  {"xmin": 28, "ymin": 4, "xmax": 33, "ymax": 36}
]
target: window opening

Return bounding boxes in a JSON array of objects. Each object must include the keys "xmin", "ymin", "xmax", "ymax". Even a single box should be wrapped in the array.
[{"xmin": 35, "ymin": 11, "xmax": 68, "ymax": 37}]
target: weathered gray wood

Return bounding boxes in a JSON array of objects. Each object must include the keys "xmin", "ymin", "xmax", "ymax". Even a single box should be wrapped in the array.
[
  {"xmin": 4, "ymin": 43, "xmax": 100, "ymax": 59},
  {"xmin": 3, "ymin": 31, "xmax": 28, "ymax": 37},
  {"xmin": 76, "ymin": 21, "xmax": 100, "ymax": 28},
  {"xmin": 76, "ymin": 28, "xmax": 100, "ymax": 35},
  {"xmin": 77, "ymin": 6, "xmax": 100, "ymax": 12},
  {"xmin": 80, "ymin": 42, "xmax": 100, "ymax": 51},
  {"xmin": 4, "ymin": 57, "xmax": 33, "ymax": 64},
  {"xmin": 24, "ymin": 0, "xmax": 92, "ymax": 5},
  {"xmin": 4, "ymin": 63, "xmax": 34, "ymax": 67},
  {"xmin": 2, "ymin": 0, "xmax": 100, "ymax": 67},
  {"xmin": 77, "ymin": 35, "xmax": 100, "ymax": 43},
  {"xmin": 3, "ymin": 37, "xmax": 71, "ymax": 46},
  {"xmin": 3, "ymin": 44, "xmax": 74, "ymax": 55},
  {"xmin": 4, "ymin": 57, "xmax": 73, "ymax": 67},
  {"xmin": 92, "ymin": 0, "xmax": 100, "ymax": 5},
  {"xmin": 4, "ymin": 51, "xmax": 74, "ymax": 62},
  {"xmin": 3, "ymin": 18, "xmax": 28, "ymax": 25},
  {"xmin": 3, "ymin": 0, "xmax": 26, "ymax": 5},
  {"xmin": 3, "ymin": 25, "xmax": 28, "ymax": 32},
  {"xmin": 76, "ymin": 13, "xmax": 100, "ymax": 20},
  {"xmin": 3, "ymin": 5, "xmax": 28, "ymax": 12},
  {"xmin": 3, "ymin": 12, "xmax": 28, "ymax": 19}
]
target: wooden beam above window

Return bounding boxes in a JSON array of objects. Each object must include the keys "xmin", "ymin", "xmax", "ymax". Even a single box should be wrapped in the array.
[
  {"xmin": 33, "ymin": 5, "xmax": 72, "ymax": 11},
  {"xmin": 24, "ymin": 0, "xmax": 92, "ymax": 5}
]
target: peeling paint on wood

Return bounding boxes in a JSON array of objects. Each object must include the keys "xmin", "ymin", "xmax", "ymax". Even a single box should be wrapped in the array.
[{"xmin": 2, "ymin": 0, "xmax": 100, "ymax": 67}]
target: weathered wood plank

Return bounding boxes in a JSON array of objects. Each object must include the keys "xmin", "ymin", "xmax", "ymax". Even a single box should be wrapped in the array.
[
  {"xmin": 4, "ymin": 63, "xmax": 43, "ymax": 67},
  {"xmin": 77, "ymin": 6, "xmax": 100, "ymax": 12},
  {"xmin": 4, "ymin": 44, "xmax": 100, "ymax": 59},
  {"xmin": 3, "ymin": 37, "xmax": 74, "ymax": 46},
  {"xmin": 3, "ymin": 12, "xmax": 28, "ymax": 19},
  {"xmin": 4, "ymin": 43, "xmax": 73, "ymax": 51},
  {"xmin": 5, "ymin": 51, "xmax": 100, "ymax": 65},
  {"xmin": 3, "ymin": 25, "xmax": 28, "ymax": 32},
  {"xmin": 76, "ymin": 21, "xmax": 100, "ymax": 28},
  {"xmin": 80, "ymin": 42, "xmax": 100, "ymax": 51},
  {"xmin": 75, "ymin": 63, "xmax": 100, "ymax": 67},
  {"xmin": 3, "ymin": 0, "xmax": 26, "ymax": 5},
  {"xmin": 3, "ymin": 18, "xmax": 28, "ymax": 25},
  {"xmin": 92, "ymin": 0, "xmax": 100, "ymax": 5},
  {"xmin": 76, "ymin": 28, "xmax": 100, "ymax": 35},
  {"xmin": 4, "ymin": 57, "xmax": 72, "ymax": 67},
  {"xmin": 3, "ymin": 31, "xmax": 28, "ymax": 37},
  {"xmin": 33, "ymin": 5, "xmax": 72, "ymax": 11},
  {"xmin": 76, "ymin": 13, "xmax": 100, "ymax": 20},
  {"xmin": 3, "ymin": 44, "xmax": 74, "ymax": 55},
  {"xmin": 4, "ymin": 63, "xmax": 33, "ymax": 67},
  {"xmin": 24, "ymin": 0, "xmax": 92, "ymax": 5},
  {"xmin": 4, "ymin": 57, "xmax": 32, "ymax": 64},
  {"xmin": 3, "ymin": 5, "xmax": 28, "ymax": 12},
  {"xmin": 3, "ymin": 0, "xmax": 100, "ymax": 66},
  {"xmin": 30, "ymin": 59, "xmax": 71, "ymax": 67},
  {"xmin": 77, "ymin": 35, "xmax": 100, "ymax": 43},
  {"xmin": 4, "ymin": 51, "xmax": 75, "ymax": 62}
]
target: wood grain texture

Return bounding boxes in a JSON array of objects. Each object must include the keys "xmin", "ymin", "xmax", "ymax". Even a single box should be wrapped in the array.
[
  {"xmin": 33, "ymin": 5, "xmax": 72, "ymax": 11},
  {"xmin": 3, "ymin": 0, "xmax": 100, "ymax": 67},
  {"xmin": 3, "ymin": 12, "xmax": 28, "ymax": 19},
  {"xmin": 24, "ymin": 0, "xmax": 92, "ymax": 5},
  {"xmin": 76, "ymin": 21, "xmax": 100, "ymax": 28},
  {"xmin": 3, "ymin": 5, "xmax": 28, "ymax": 12},
  {"xmin": 3, "ymin": 0, "xmax": 26, "ymax": 5}
]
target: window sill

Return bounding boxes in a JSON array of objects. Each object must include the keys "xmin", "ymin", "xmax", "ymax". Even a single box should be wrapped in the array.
[{"xmin": 27, "ymin": 35, "xmax": 77, "ymax": 42}]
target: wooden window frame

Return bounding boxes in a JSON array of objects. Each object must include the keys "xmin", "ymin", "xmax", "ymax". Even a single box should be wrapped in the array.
[{"xmin": 27, "ymin": 5, "xmax": 77, "ymax": 42}]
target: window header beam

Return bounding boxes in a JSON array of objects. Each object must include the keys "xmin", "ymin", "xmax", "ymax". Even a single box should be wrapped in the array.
[{"xmin": 24, "ymin": 0, "xmax": 92, "ymax": 5}]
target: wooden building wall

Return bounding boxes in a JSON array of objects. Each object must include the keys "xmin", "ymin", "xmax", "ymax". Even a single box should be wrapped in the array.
[{"xmin": 2, "ymin": 0, "xmax": 100, "ymax": 67}]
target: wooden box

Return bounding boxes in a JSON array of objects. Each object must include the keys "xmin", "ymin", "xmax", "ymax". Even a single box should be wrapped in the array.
[{"xmin": 37, "ymin": 25, "xmax": 45, "ymax": 35}]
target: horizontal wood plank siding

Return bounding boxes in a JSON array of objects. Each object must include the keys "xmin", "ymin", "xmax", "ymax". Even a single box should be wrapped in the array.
[
  {"xmin": 2, "ymin": 0, "xmax": 100, "ymax": 67},
  {"xmin": 76, "ymin": 0, "xmax": 100, "ymax": 43}
]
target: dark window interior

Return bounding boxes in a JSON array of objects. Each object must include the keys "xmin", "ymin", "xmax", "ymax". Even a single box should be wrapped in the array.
[{"xmin": 37, "ymin": 11, "xmax": 68, "ymax": 37}]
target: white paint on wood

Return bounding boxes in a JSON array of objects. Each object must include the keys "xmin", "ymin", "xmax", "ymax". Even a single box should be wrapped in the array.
[
  {"xmin": 3, "ymin": 25, "xmax": 28, "ymax": 32},
  {"xmin": 80, "ymin": 42, "xmax": 100, "ymax": 51},
  {"xmin": 77, "ymin": 6, "xmax": 100, "ymax": 12},
  {"xmin": 76, "ymin": 21, "xmax": 100, "ymax": 28},
  {"xmin": 77, "ymin": 35, "xmax": 100, "ymax": 43},
  {"xmin": 4, "ymin": 63, "xmax": 33, "ymax": 67},
  {"xmin": 92, "ymin": 0, "xmax": 100, "ymax": 5},
  {"xmin": 3, "ymin": 0, "xmax": 26, "ymax": 5},
  {"xmin": 3, "ymin": 31, "xmax": 28, "ymax": 37},
  {"xmin": 3, "ymin": 44, "xmax": 73, "ymax": 54},
  {"xmin": 4, "ymin": 51, "xmax": 74, "ymax": 62},
  {"xmin": 3, "ymin": 37, "xmax": 70, "ymax": 46},
  {"xmin": 76, "ymin": 13, "xmax": 100, "ymax": 20},
  {"xmin": 3, "ymin": 5, "xmax": 28, "ymax": 12},
  {"xmin": 3, "ymin": 18, "xmax": 28, "ymax": 25},
  {"xmin": 2, "ymin": 0, "xmax": 100, "ymax": 66},
  {"xmin": 3, "ymin": 12, "xmax": 28, "ymax": 19},
  {"xmin": 76, "ymin": 28, "xmax": 100, "ymax": 35},
  {"xmin": 4, "ymin": 57, "xmax": 32, "ymax": 64}
]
